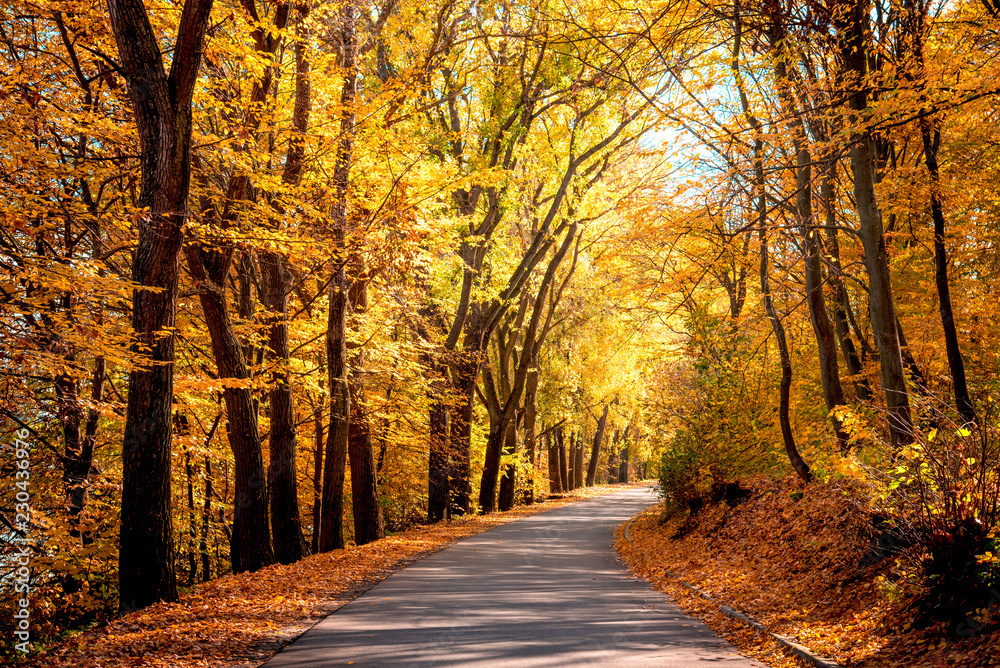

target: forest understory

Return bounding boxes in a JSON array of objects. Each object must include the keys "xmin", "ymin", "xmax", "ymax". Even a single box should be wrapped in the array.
[{"xmin": 618, "ymin": 476, "xmax": 1000, "ymax": 668}]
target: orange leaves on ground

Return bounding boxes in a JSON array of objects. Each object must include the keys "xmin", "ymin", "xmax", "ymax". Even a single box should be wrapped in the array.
[
  {"xmin": 616, "ymin": 475, "xmax": 1000, "ymax": 668},
  {"xmin": 24, "ymin": 484, "xmax": 636, "ymax": 668}
]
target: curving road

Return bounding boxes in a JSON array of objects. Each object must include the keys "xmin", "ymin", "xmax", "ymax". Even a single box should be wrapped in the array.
[{"xmin": 263, "ymin": 487, "xmax": 762, "ymax": 667}]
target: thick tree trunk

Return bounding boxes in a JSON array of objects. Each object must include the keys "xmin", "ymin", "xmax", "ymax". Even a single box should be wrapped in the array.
[
  {"xmin": 262, "ymin": 9, "xmax": 311, "ymax": 564},
  {"xmin": 585, "ymin": 405, "xmax": 610, "ymax": 487},
  {"xmin": 111, "ymin": 0, "xmax": 215, "ymax": 611},
  {"xmin": 321, "ymin": 276, "xmax": 350, "ymax": 551}
]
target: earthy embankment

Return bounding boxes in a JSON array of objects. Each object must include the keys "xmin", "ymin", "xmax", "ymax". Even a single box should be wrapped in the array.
[
  {"xmin": 616, "ymin": 476, "xmax": 1000, "ymax": 668},
  {"xmin": 20, "ymin": 483, "xmax": 639, "ymax": 668}
]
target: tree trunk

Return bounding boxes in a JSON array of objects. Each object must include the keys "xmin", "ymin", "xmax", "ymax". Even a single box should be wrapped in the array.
[
  {"xmin": 733, "ymin": 6, "xmax": 811, "ymax": 481},
  {"xmin": 185, "ymin": 247, "xmax": 274, "ymax": 573},
  {"xmin": 320, "ymin": 0, "xmax": 358, "ymax": 552},
  {"xmin": 837, "ymin": 0, "xmax": 914, "ymax": 447},
  {"xmin": 607, "ymin": 428, "xmax": 620, "ymax": 484},
  {"xmin": 311, "ymin": 394, "xmax": 324, "ymax": 554},
  {"xmin": 766, "ymin": 7, "xmax": 850, "ymax": 451},
  {"xmin": 522, "ymin": 366, "xmax": 539, "ymax": 504},
  {"xmin": 565, "ymin": 431, "xmax": 575, "ymax": 491},
  {"xmin": 821, "ymin": 164, "xmax": 871, "ymax": 402},
  {"xmin": 449, "ymin": 353, "xmax": 479, "ymax": 515},
  {"xmin": 261, "ymin": 253, "xmax": 305, "ymax": 563},
  {"xmin": 573, "ymin": 432, "xmax": 584, "ymax": 489},
  {"xmin": 427, "ymin": 395, "xmax": 450, "ymax": 521},
  {"xmin": 547, "ymin": 430, "xmax": 562, "ymax": 494},
  {"xmin": 497, "ymin": 416, "xmax": 517, "ymax": 511},
  {"xmin": 585, "ymin": 404, "xmax": 610, "ymax": 487},
  {"xmin": 921, "ymin": 124, "xmax": 976, "ymax": 425},
  {"xmin": 347, "ymin": 282, "xmax": 386, "ymax": 545},
  {"xmin": 262, "ymin": 8, "xmax": 311, "ymax": 564},
  {"xmin": 111, "ymin": 0, "xmax": 215, "ymax": 611},
  {"xmin": 558, "ymin": 428, "xmax": 569, "ymax": 493},
  {"xmin": 200, "ymin": 455, "xmax": 212, "ymax": 582}
]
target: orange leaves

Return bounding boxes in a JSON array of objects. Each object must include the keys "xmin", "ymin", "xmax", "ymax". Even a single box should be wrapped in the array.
[
  {"xmin": 25, "ymin": 485, "xmax": 630, "ymax": 668},
  {"xmin": 617, "ymin": 475, "xmax": 1000, "ymax": 668}
]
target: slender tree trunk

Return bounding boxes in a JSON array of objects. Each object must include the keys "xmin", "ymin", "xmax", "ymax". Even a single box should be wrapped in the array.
[
  {"xmin": 320, "ymin": 0, "xmax": 358, "ymax": 551},
  {"xmin": 921, "ymin": 124, "xmax": 976, "ymax": 424},
  {"xmin": 566, "ymin": 432, "xmax": 575, "ymax": 491},
  {"xmin": 837, "ymin": 0, "xmax": 914, "ymax": 447},
  {"xmin": 821, "ymin": 164, "xmax": 871, "ymax": 402},
  {"xmin": 427, "ymin": 395, "xmax": 450, "ymax": 521},
  {"xmin": 111, "ymin": 0, "xmax": 215, "ymax": 612},
  {"xmin": 185, "ymin": 248, "xmax": 274, "ymax": 573},
  {"xmin": 558, "ymin": 428, "xmax": 569, "ymax": 493},
  {"xmin": 585, "ymin": 405, "xmax": 610, "ymax": 487},
  {"xmin": 347, "ymin": 281, "xmax": 386, "ymax": 545},
  {"xmin": 185, "ymin": 447, "xmax": 198, "ymax": 585},
  {"xmin": 547, "ymin": 430, "xmax": 562, "ymax": 494},
  {"xmin": 522, "ymin": 366, "xmax": 539, "ymax": 504},
  {"xmin": 573, "ymin": 433, "xmax": 584, "ymax": 489},
  {"xmin": 497, "ymin": 416, "xmax": 517, "ymax": 511},
  {"xmin": 262, "ymin": 11, "xmax": 311, "ymax": 563},
  {"xmin": 200, "ymin": 455, "xmax": 212, "ymax": 582},
  {"xmin": 311, "ymin": 395, "xmax": 324, "ymax": 554},
  {"xmin": 733, "ymin": 4, "xmax": 811, "ymax": 481},
  {"xmin": 766, "ymin": 8, "xmax": 850, "ymax": 451}
]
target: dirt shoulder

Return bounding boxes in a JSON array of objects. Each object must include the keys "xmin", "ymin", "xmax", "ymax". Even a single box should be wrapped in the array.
[{"xmin": 615, "ymin": 475, "xmax": 1000, "ymax": 668}]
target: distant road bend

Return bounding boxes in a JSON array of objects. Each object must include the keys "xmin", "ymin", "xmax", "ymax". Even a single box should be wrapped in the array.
[{"xmin": 264, "ymin": 487, "xmax": 763, "ymax": 667}]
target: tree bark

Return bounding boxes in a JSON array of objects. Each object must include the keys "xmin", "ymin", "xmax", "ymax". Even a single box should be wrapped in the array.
[
  {"xmin": 585, "ymin": 404, "xmax": 610, "ymax": 487},
  {"xmin": 573, "ymin": 432, "xmax": 584, "ymax": 489},
  {"xmin": 821, "ymin": 164, "xmax": 871, "ymax": 402},
  {"xmin": 497, "ymin": 415, "xmax": 518, "ymax": 511},
  {"xmin": 427, "ymin": 394, "xmax": 450, "ymax": 521},
  {"xmin": 921, "ymin": 125, "xmax": 976, "ymax": 424},
  {"xmin": 547, "ymin": 430, "xmax": 562, "ymax": 494},
  {"xmin": 111, "ymin": 0, "xmax": 215, "ymax": 612},
  {"xmin": 347, "ymin": 281, "xmax": 386, "ymax": 545},
  {"xmin": 521, "ymin": 365, "xmax": 539, "ymax": 504},
  {"xmin": 766, "ymin": 9, "xmax": 850, "ymax": 450},
  {"xmin": 836, "ymin": 0, "xmax": 914, "ymax": 447},
  {"xmin": 732, "ymin": 4, "xmax": 811, "ymax": 481},
  {"xmin": 558, "ymin": 429, "xmax": 569, "ymax": 493},
  {"xmin": 320, "ymin": 0, "xmax": 358, "ymax": 551},
  {"xmin": 262, "ymin": 6, "xmax": 312, "ymax": 564}
]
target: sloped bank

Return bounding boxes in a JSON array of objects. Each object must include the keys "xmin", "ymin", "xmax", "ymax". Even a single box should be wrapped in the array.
[{"xmin": 615, "ymin": 475, "xmax": 1000, "ymax": 667}]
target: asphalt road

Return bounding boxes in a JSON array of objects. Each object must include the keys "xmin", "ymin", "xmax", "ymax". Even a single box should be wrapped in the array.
[{"xmin": 263, "ymin": 487, "xmax": 763, "ymax": 667}]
